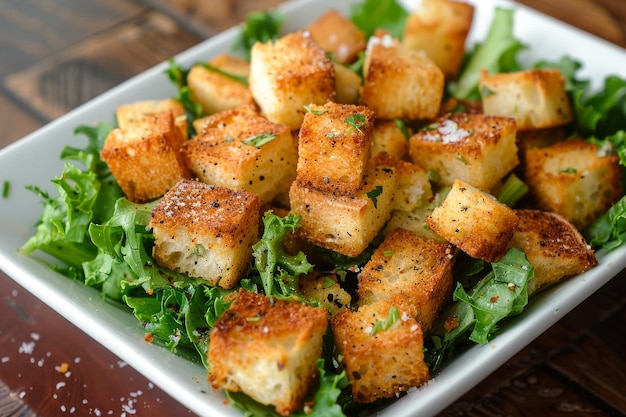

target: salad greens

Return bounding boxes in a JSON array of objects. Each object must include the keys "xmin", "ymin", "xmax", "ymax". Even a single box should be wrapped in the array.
[{"xmin": 19, "ymin": 0, "xmax": 626, "ymax": 416}]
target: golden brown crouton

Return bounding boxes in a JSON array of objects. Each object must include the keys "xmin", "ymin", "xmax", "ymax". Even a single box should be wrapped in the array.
[
  {"xmin": 331, "ymin": 300, "xmax": 430, "ymax": 403},
  {"xmin": 360, "ymin": 32, "xmax": 444, "ymax": 120},
  {"xmin": 372, "ymin": 152, "xmax": 432, "ymax": 212},
  {"xmin": 371, "ymin": 120, "xmax": 410, "ymax": 160},
  {"xmin": 296, "ymin": 102, "xmax": 374, "ymax": 195},
  {"xmin": 383, "ymin": 204, "xmax": 446, "ymax": 243},
  {"xmin": 101, "ymin": 110, "xmax": 191, "ymax": 203},
  {"xmin": 299, "ymin": 271, "xmax": 352, "ymax": 315},
  {"xmin": 182, "ymin": 106, "xmax": 297, "ymax": 205},
  {"xmin": 480, "ymin": 68, "xmax": 573, "ymax": 130},
  {"xmin": 524, "ymin": 138, "xmax": 622, "ymax": 229},
  {"xmin": 507, "ymin": 209, "xmax": 597, "ymax": 295},
  {"xmin": 357, "ymin": 228, "xmax": 455, "ymax": 331},
  {"xmin": 426, "ymin": 179, "xmax": 519, "ymax": 262},
  {"xmin": 306, "ymin": 9, "xmax": 366, "ymax": 65},
  {"xmin": 403, "ymin": 0, "xmax": 474, "ymax": 79},
  {"xmin": 516, "ymin": 127, "xmax": 567, "ymax": 169},
  {"xmin": 249, "ymin": 30, "xmax": 336, "ymax": 130},
  {"xmin": 409, "ymin": 112, "xmax": 518, "ymax": 192},
  {"xmin": 289, "ymin": 165, "xmax": 396, "ymax": 257},
  {"xmin": 209, "ymin": 290, "xmax": 328, "ymax": 416},
  {"xmin": 149, "ymin": 179, "xmax": 260, "ymax": 289},
  {"xmin": 115, "ymin": 99, "xmax": 188, "ymax": 138},
  {"xmin": 333, "ymin": 62, "xmax": 362, "ymax": 104},
  {"xmin": 187, "ymin": 53, "xmax": 254, "ymax": 116}
]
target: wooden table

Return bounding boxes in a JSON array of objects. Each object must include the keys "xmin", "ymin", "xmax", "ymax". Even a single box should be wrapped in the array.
[{"xmin": 1, "ymin": 0, "xmax": 625, "ymax": 416}]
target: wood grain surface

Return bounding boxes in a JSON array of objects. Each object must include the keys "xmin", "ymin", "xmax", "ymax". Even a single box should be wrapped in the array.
[{"xmin": 1, "ymin": 1, "xmax": 625, "ymax": 416}]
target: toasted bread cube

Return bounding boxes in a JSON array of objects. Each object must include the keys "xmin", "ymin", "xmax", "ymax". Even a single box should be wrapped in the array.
[
  {"xmin": 516, "ymin": 127, "xmax": 567, "ymax": 169},
  {"xmin": 192, "ymin": 104, "xmax": 260, "ymax": 135},
  {"xmin": 299, "ymin": 271, "xmax": 352, "ymax": 315},
  {"xmin": 209, "ymin": 290, "xmax": 328, "ymax": 416},
  {"xmin": 187, "ymin": 53, "xmax": 254, "ymax": 116},
  {"xmin": 101, "ymin": 111, "xmax": 191, "ymax": 203},
  {"xmin": 333, "ymin": 62, "xmax": 361, "ymax": 104},
  {"xmin": 290, "ymin": 165, "xmax": 396, "ymax": 257},
  {"xmin": 182, "ymin": 106, "xmax": 297, "ymax": 204},
  {"xmin": 296, "ymin": 102, "xmax": 374, "ymax": 195},
  {"xmin": 409, "ymin": 113, "xmax": 518, "ymax": 192},
  {"xmin": 384, "ymin": 204, "xmax": 446, "ymax": 243},
  {"xmin": 360, "ymin": 32, "xmax": 444, "ymax": 120},
  {"xmin": 249, "ymin": 31, "xmax": 336, "ymax": 130},
  {"xmin": 357, "ymin": 228, "xmax": 454, "ymax": 331},
  {"xmin": 115, "ymin": 99, "xmax": 188, "ymax": 138},
  {"xmin": 403, "ymin": 0, "xmax": 474, "ymax": 79},
  {"xmin": 371, "ymin": 120, "xmax": 410, "ymax": 159},
  {"xmin": 306, "ymin": 9, "xmax": 366, "ymax": 65},
  {"xmin": 427, "ymin": 179, "xmax": 519, "ymax": 262},
  {"xmin": 331, "ymin": 300, "xmax": 430, "ymax": 403},
  {"xmin": 507, "ymin": 210, "xmax": 597, "ymax": 295},
  {"xmin": 149, "ymin": 180, "xmax": 260, "ymax": 288},
  {"xmin": 524, "ymin": 138, "xmax": 622, "ymax": 229},
  {"xmin": 373, "ymin": 152, "xmax": 432, "ymax": 212},
  {"xmin": 480, "ymin": 68, "xmax": 573, "ymax": 130}
]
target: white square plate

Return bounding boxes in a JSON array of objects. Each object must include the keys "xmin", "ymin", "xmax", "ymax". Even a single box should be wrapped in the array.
[{"xmin": 1, "ymin": 0, "xmax": 625, "ymax": 416}]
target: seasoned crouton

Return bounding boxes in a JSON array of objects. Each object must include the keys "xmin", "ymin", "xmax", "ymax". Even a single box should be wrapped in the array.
[
  {"xmin": 357, "ymin": 228, "xmax": 455, "ymax": 331},
  {"xmin": 480, "ymin": 68, "xmax": 573, "ymax": 130},
  {"xmin": 296, "ymin": 102, "xmax": 374, "ymax": 195},
  {"xmin": 383, "ymin": 204, "xmax": 445, "ymax": 243},
  {"xmin": 372, "ymin": 152, "xmax": 432, "ymax": 212},
  {"xmin": 360, "ymin": 32, "xmax": 444, "ymax": 120},
  {"xmin": 249, "ymin": 30, "xmax": 336, "ymax": 130},
  {"xmin": 299, "ymin": 271, "xmax": 352, "ymax": 315},
  {"xmin": 409, "ymin": 112, "xmax": 518, "ymax": 192},
  {"xmin": 507, "ymin": 209, "xmax": 597, "ymax": 295},
  {"xmin": 209, "ymin": 290, "xmax": 328, "ymax": 416},
  {"xmin": 524, "ymin": 138, "xmax": 622, "ymax": 229},
  {"xmin": 371, "ymin": 120, "xmax": 410, "ymax": 160},
  {"xmin": 101, "ymin": 110, "xmax": 191, "ymax": 203},
  {"xmin": 115, "ymin": 99, "xmax": 188, "ymax": 138},
  {"xmin": 290, "ymin": 165, "xmax": 396, "ymax": 257},
  {"xmin": 187, "ymin": 53, "xmax": 254, "ymax": 116},
  {"xmin": 426, "ymin": 179, "xmax": 519, "ymax": 262},
  {"xmin": 149, "ymin": 179, "xmax": 260, "ymax": 289},
  {"xmin": 192, "ymin": 104, "xmax": 259, "ymax": 135},
  {"xmin": 403, "ymin": 0, "xmax": 474, "ymax": 79},
  {"xmin": 183, "ymin": 106, "xmax": 297, "ymax": 205},
  {"xmin": 331, "ymin": 300, "xmax": 430, "ymax": 403},
  {"xmin": 333, "ymin": 62, "xmax": 362, "ymax": 104},
  {"xmin": 516, "ymin": 127, "xmax": 567, "ymax": 169},
  {"xmin": 306, "ymin": 9, "xmax": 366, "ymax": 65}
]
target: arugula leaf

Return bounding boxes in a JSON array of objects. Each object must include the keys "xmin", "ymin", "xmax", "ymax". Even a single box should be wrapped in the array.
[
  {"xmin": 165, "ymin": 58, "xmax": 204, "ymax": 123},
  {"xmin": 234, "ymin": 10, "xmax": 285, "ymax": 61},
  {"xmin": 584, "ymin": 195, "xmax": 626, "ymax": 252},
  {"xmin": 350, "ymin": 0, "xmax": 409, "ymax": 40}
]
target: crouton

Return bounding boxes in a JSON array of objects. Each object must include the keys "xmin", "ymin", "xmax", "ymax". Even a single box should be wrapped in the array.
[
  {"xmin": 331, "ymin": 300, "xmax": 430, "ymax": 403},
  {"xmin": 426, "ymin": 179, "xmax": 519, "ymax": 262},
  {"xmin": 182, "ymin": 106, "xmax": 297, "ymax": 205},
  {"xmin": 249, "ymin": 30, "xmax": 336, "ymax": 130},
  {"xmin": 360, "ymin": 32, "xmax": 444, "ymax": 120},
  {"xmin": 357, "ymin": 228, "xmax": 455, "ymax": 331},
  {"xmin": 524, "ymin": 138, "xmax": 622, "ymax": 229},
  {"xmin": 507, "ymin": 209, "xmax": 597, "ymax": 295},
  {"xmin": 403, "ymin": 0, "xmax": 474, "ymax": 79},
  {"xmin": 371, "ymin": 120, "xmax": 411, "ymax": 160},
  {"xmin": 296, "ymin": 102, "xmax": 374, "ymax": 195},
  {"xmin": 289, "ymin": 165, "xmax": 396, "ymax": 257},
  {"xmin": 149, "ymin": 179, "xmax": 260, "ymax": 289},
  {"xmin": 209, "ymin": 290, "xmax": 328, "ymax": 416},
  {"xmin": 101, "ymin": 110, "xmax": 191, "ymax": 203},
  {"xmin": 299, "ymin": 271, "xmax": 352, "ymax": 315},
  {"xmin": 187, "ymin": 53, "xmax": 254, "ymax": 116},
  {"xmin": 383, "ymin": 204, "xmax": 445, "ymax": 243},
  {"xmin": 516, "ymin": 127, "xmax": 567, "ymax": 169},
  {"xmin": 115, "ymin": 99, "xmax": 188, "ymax": 138},
  {"xmin": 409, "ymin": 112, "xmax": 518, "ymax": 192},
  {"xmin": 333, "ymin": 62, "xmax": 362, "ymax": 104},
  {"xmin": 372, "ymin": 152, "xmax": 432, "ymax": 212},
  {"xmin": 306, "ymin": 9, "xmax": 366, "ymax": 65},
  {"xmin": 480, "ymin": 68, "xmax": 573, "ymax": 130}
]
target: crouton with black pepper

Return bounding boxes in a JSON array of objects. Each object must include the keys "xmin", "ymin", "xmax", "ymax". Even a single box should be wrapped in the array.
[
  {"xmin": 331, "ymin": 299, "xmax": 430, "ymax": 403},
  {"xmin": 149, "ymin": 179, "xmax": 260, "ymax": 289},
  {"xmin": 371, "ymin": 120, "xmax": 411, "ymax": 160},
  {"xmin": 101, "ymin": 110, "xmax": 191, "ymax": 203},
  {"xmin": 426, "ymin": 179, "xmax": 519, "ymax": 262},
  {"xmin": 209, "ymin": 290, "xmax": 329, "ymax": 416},
  {"xmin": 115, "ymin": 99, "xmax": 188, "ymax": 137},
  {"xmin": 523, "ymin": 138, "xmax": 622, "ymax": 229},
  {"xmin": 403, "ymin": 0, "xmax": 474, "ymax": 79},
  {"xmin": 299, "ymin": 271, "xmax": 352, "ymax": 315},
  {"xmin": 249, "ymin": 30, "xmax": 336, "ymax": 130},
  {"xmin": 409, "ymin": 112, "xmax": 518, "ymax": 192},
  {"xmin": 306, "ymin": 9, "xmax": 366, "ymax": 65},
  {"xmin": 182, "ymin": 106, "xmax": 297, "ymax": 205},
  {"xmin": 372, "ymin": 152, "xmax": 432, "ymax": 212},
  {"xmin": 480, "ymin": 68, "xmax": 573, "ymax": 130},
  {"xmin": 333, "ymin": 62, "xmax": 362, "ymax": 104}
]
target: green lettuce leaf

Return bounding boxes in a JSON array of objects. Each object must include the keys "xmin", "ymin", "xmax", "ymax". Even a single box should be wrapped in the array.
[{"xmin": 350, "ymin": 0, "xmax": 409, "ymax": 40}]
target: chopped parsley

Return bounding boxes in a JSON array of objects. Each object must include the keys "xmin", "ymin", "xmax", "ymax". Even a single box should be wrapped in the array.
[
  {"xmin": 345, "ymin": 114, "xmax": 367, "ymax": 134},
  {"xmin": 304, "ymin": 104, "xmax": 327, "ymax": 115},
  {"xmin": 2, "ymin": 180, "xmax": 9, "ymax": 198},
  {"xmin": 242, "ymin": 133, "xmax": 277, "ymax": 148},
  {"xmin": 366, "ymin": 186, "xmax": 383, "ymax": 208},
  {"xmin": 371, "ymin": 305, "xmax": 400, "ymax": 335}
]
